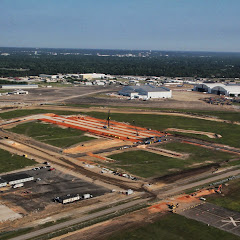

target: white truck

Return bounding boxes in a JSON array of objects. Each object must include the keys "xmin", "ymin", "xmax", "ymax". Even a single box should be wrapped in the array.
[
  {"xmin": 82, "ymin": 193, "xmax": 93, "ymax": 199},
  {"xmin": 12, "ymin": 183, "xmax": 24, "ymax": 188}
]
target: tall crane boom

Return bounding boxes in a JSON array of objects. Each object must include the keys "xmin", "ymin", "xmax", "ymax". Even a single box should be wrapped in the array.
[
  {"xmin": 132, "ymin": 120, "xmax": 139, "ymax": 136},
  {"xmin": 107, "ymin": 110, "xmax": 111, "ymax": 128}
]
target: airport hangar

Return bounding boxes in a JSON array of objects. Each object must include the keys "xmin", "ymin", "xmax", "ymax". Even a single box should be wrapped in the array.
[
  {"xmin": 119, "ymin": 85, "xmax": 172, "ymax": 99},
  {"xmin": 194, "ymin": 83, "xmax": 240, "ymax": 97}
]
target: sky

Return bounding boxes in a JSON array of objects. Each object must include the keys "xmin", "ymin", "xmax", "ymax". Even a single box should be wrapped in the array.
[{"xmin": 0, "ymin": 0, "xmax": 240, "ymax": 52}]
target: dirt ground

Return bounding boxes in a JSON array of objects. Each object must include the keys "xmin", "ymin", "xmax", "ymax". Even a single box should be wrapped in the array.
[
  {"xmin": 53, "ymin": 189, "xmax": 216, "ymax": 240},
  {"xmin": 64, "ymin": 90, "xmax": 236, "ymax": 111},
  {"xmin": 0, "ymin": 86, "xmax": 238, "ymax": 111},
  {"xmin": 166, "ymin": 128, "xmax": 222, "ymax": 138},
  {"xmin": 53, "ymin": 208, "xmax": 166, "ymax": 240},
  {"xmin": 64, "ymin": 138, "xmax": 130, "ymax": 154}
]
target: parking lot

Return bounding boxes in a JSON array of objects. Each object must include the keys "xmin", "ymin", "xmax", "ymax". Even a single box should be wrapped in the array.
[
  {"xmin": 0, "ymin": 167, "xmax": 109, "ymax": 213},
  {"xmin": 180, "ymin": 202, "xmax": 240, "ymax": 237}
]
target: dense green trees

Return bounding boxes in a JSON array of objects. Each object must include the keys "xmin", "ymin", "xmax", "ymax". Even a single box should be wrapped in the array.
[{"xmin": 1, "ymin": 48, "xmax": 240, "ymax": 78}]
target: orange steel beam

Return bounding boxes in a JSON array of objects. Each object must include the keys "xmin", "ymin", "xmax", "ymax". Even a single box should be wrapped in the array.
[{"xmin": 40, "ymin": 114, "xmax": 167, "ymax": 142}]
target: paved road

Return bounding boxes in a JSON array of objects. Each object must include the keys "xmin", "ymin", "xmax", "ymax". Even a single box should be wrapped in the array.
[
  {"xmin": 11, "ymin": 198, "xmax": 148, "ymax": 240},
  {"xmin": 51, "ymin": 89, "xmax": 112, "ymax": 103},
  {"xmin": 157, "ymin": 168, "xmax": 240, "ymax": 198}
]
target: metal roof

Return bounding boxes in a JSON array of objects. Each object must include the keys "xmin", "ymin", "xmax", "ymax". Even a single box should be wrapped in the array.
[
  {"xmin": 197, "ymin": 83, "xmax": 225, "ymax": 89},
  {"xmin": 120, "ymin": 85, "xmax": 170, "ymax": 93},
  {"xmin": 59, "ymin": 194, "xmax": 80, "ymax": 201}
]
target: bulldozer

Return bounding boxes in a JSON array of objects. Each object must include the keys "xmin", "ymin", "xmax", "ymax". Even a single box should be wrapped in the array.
[{"xmin": 167, "ymin": 203, "xmax": 179, "ymax": 213}]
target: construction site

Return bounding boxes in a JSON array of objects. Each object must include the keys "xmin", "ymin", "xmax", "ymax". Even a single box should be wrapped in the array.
[
  {"xmin": 39, "ymin": 112, "xmax": 167, "ymax": 143},
  {"xmin": 0, "ymin": 105, "xmax": 239, "ymax": 240}
]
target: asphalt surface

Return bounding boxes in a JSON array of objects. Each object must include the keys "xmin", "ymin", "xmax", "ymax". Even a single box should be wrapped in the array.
[
  {"xmin": 11, "ymin": 197, "xmax": 148, "ymax": 240},
  {"xmin": 180, "ymin": 202, "xmax": 240, "ymax": 237},
  {"xmin": 0, "ymin": 86, "xmax": 115, "ymax": 104},
  {"xmin": 1, "ymin": 168, "xmax": 109, "ymax": 213}
]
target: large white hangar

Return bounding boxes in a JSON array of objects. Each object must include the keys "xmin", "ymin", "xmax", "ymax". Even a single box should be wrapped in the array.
[
  {"xmin": 193, "ymin": 83, "xmax": 225, "ymax": 93},
  {"xmin": 194, "ymin": 83, "xmax": 240, "ymax": 97},
  {"xmin": 211, "ymin": 85, "xmax": 240, "ymax": 97},
  {"xmin": 119, "ymin": 85, "xmax": 172, "ymax": 99}
]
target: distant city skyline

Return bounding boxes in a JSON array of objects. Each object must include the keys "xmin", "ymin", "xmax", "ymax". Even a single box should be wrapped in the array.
[{"xmin": 1, "ymin": 0, "xmax": 240, "ymax": 52}]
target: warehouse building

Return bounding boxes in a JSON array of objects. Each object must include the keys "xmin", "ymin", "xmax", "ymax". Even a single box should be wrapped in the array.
[
  {"xmin": 1, "ymin": 173, "xmax": 34, "ymax": 185},
  {"xmin": 193, "ymin": 83, "xmax": 225, "ymax": 93},
  {"xmin": 119, "ymin": 85, "xmax": 172, "ymax": 99},
  {"xmin": 79, "ymin": 73, "xmax": 106, "ymax": 80},
  {"xmin": 1, "ymin": 85, "xmax": 38, "ymax": 89},
  {"xmin": 211, "ymin": 85, "xmax": 240, "ymax": 97},
  {"xmin": 194, "ymin": 83, "xmax": 240, "ymax": 97}
]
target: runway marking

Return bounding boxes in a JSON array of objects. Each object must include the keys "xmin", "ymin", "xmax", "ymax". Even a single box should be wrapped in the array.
[{"xmin": 221, "ymin": 217, "xmax": 240, "ymax": 227}]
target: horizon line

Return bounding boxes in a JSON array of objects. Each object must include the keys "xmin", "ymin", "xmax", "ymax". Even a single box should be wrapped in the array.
[{"xmin": 1, "ymin": 46, "xmax": 240, "ymax": 54}]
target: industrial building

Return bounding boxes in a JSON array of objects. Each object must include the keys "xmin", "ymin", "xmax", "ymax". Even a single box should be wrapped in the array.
[
  {"xmin": 1, "ymin": 85, "xmax": 38, "ymax": 89},
  {"xmin": 79, "ymin": 73, "xmax": 106, "ymax": 80},
  {"xmin": 119, "ymin": 85, "xmax": 172, "ymax": 99},
  {"xmin": 194, "ymin": 83, "xmax": 240, "ymax": 97},
  {"xmin": 1, "ymin": 173, "xmax": 34, "ymax": 185},
  {"xmin": 57, "ymin": 194, "xmax": 81, "ymax": 204},
  {"xmin": 211, "ymin": 85, "xmax": 240, "ymax": 97},
  {"xmin": 193, "ymin": 83, "xmax": 225, "ymax": 93}
]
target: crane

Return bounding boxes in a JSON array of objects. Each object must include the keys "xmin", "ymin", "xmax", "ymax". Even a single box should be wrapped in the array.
[
  {"xmin": 103, "ymin": 110, "xmax": 111, "ymax": 129},
  {"xmin": 132, "ymin": 120, "xmax": 139, "ymax": 136}
]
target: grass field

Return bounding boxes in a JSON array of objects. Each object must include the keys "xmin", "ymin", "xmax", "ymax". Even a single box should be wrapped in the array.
[
  {"xmin": 109, "ymin": 150, "xmax": 186, "ymax": 178},
  {"xmin": 86, "ymin": 112, "xmax": 240, "ymax": 148},
  {"xmin": 107, "ymin": 214, "xmax": 239, "ymax": 240},
  {"xmin": 0, "ymin": 109, "xmax": 239, "ymax": 147},
  {"xmin": 207, "ymin": 179, "xmax": 240, "ymax": 213},
  {"xmin": 1, "ymin": 109, "xmax": 239, "ymax": 148},
  {"xmin": 62, "ymin": 104, "xmax": 240, "ymax": 122},
  {"xmin": 9, "ymin": 121, "xmax": 94, "ymax": 148},
  {"xmin": 108, "ymin": 144, "xmax": 235, "ymax": 178},
  {"xmin": 0, "ymin": 148, "xmax": 35, "ymax": 173},
  {"xmin": 159, "ymin": 142, "xmax": 235, "ymax": 164}
]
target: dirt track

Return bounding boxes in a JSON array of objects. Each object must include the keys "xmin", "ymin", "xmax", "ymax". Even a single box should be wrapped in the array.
[{"xmin": 166, "ymin": 128, "xmax": 222, "ymax": 138}]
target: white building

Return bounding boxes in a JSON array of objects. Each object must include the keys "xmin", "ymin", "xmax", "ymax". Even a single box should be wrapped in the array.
[
  {"xmin": 80, "ymin": 73, "xmax": 106, "ymax": 80},
  {"xmin": 58, "ymin": 194, "xmax": 81, "ymax": 204},
  {"xmin": 93, "ymin": 80, "xmax": 105, "ymax": 85},
  {"xmin": 211, "ymin": 85, "xmax": 240, "ymax": 97},
  {"xmin": 193, "ymin": 83, "xmax": 225, "ymax": 93},
  {"xmin": 194, "ymin": 83, "xmax": 240, "ymax": 97},
  {"xmin": 1, "ymin": 85, "xmax": 38, "ymax": 89},
  {"xmin": 84, "ymin": 82, "xmax": 93, "ymax": 86},
  {"xmin": 119, "ymin": 85, "xmax": 172, "ymax": 99},
  {"xmin": 2, "ymin": 173, "xmax": 34, "ymax": 185}
]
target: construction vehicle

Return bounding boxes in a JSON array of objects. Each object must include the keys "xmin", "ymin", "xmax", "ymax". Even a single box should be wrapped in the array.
[
  {"xmin": 12, "ymin": 183, "xmax": 24, "ymax": 188},
  {"xmin": 167, "ymin": 203, "xmax": 179, "ymax": 212},
  {"xmin": 215, "ymin": 184, "xmax": 222, "ymax": 194}
]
